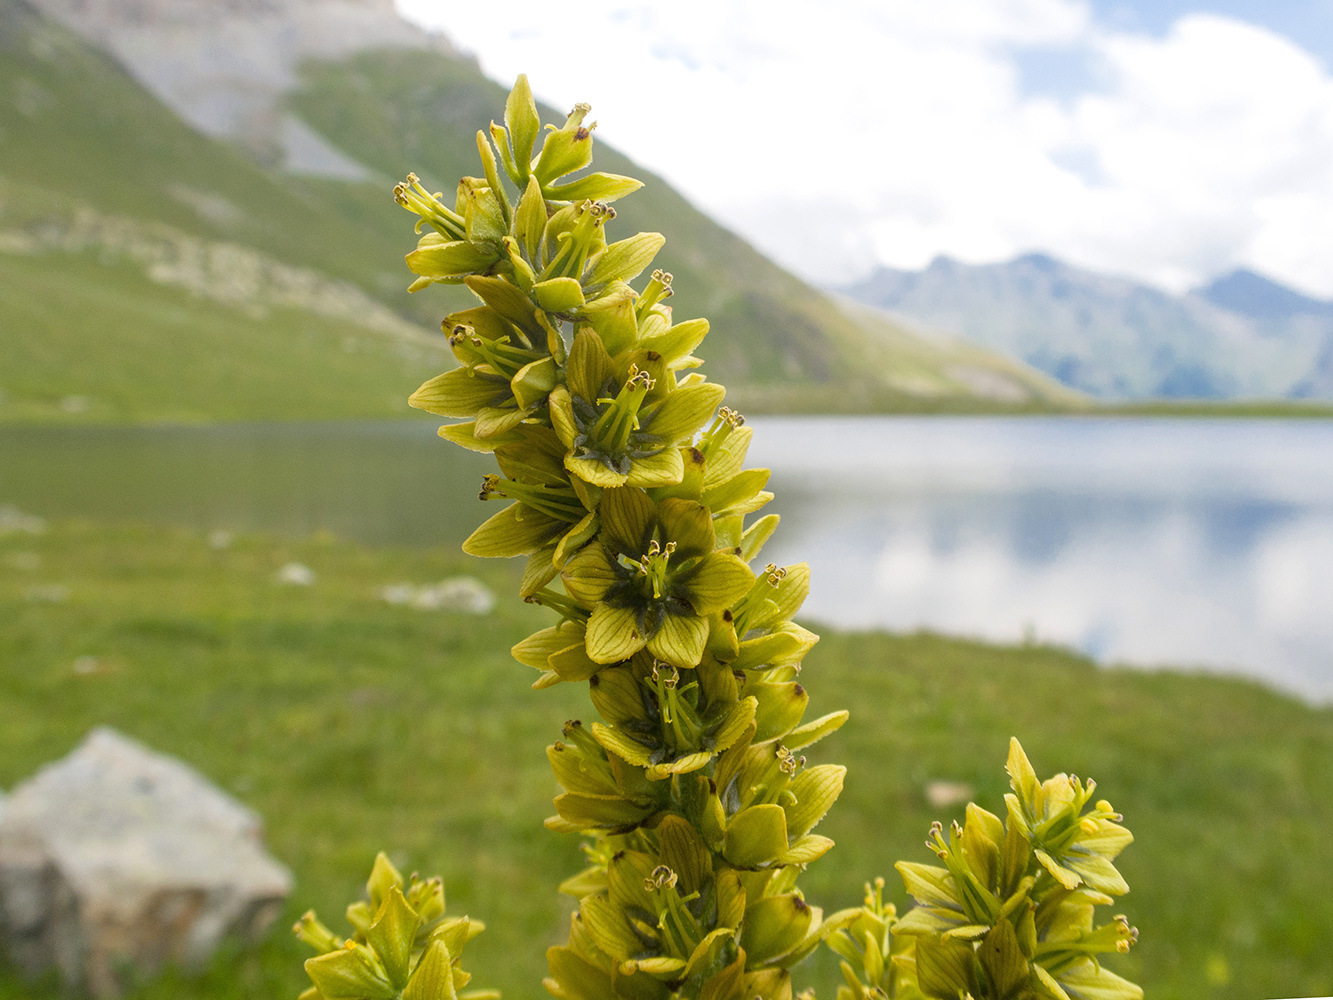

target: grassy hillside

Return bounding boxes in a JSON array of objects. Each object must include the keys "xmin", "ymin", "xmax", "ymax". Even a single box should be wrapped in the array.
[
  {"xmin": 1, "ymin": 519, "xmax": 1329, "ymax": 1000},
  {"xmin": 290, "ymin": 50, "xmax": 1082, "ymax": 411},
  {"xmin": 0, "ymin": 0, "xmax": 1080, "ymax": 422},
  {"xmin": 0, "ymin": 0, "xmax": 451, "ymax": 422}
]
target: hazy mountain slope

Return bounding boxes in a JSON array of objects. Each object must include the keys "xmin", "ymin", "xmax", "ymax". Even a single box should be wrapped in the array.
[
  {"xmin": 0, "ymin": 0, "xmax": 447, "ymax": 421},
  {"xmin": 289, "ymin": 49, "xmax": 1082, "ymax": 410},
  {"xmin": 844, "ymin": 254, "xmax": 1333, "ymax": 401},
  {"xmin": 1, "ymin": 0, "xmax": 1079, "ymax": 420}
]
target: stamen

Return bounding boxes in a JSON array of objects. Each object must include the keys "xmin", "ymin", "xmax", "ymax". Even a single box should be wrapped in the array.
[{"xmin": 644, "ymin": 865, "xmax": 678, "ymax": 891}]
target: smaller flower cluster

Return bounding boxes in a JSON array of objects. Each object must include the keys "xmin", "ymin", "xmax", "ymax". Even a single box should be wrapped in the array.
[
  {"xmin": 295, "ymin": 853, "xmax": 495, "ymax": 1000},
  {"xmin": 831, "ymin": 740, "xmax": 1140, "ymax": 1000}
]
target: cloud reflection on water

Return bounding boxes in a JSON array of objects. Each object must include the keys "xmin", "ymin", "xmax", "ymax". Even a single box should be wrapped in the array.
[{"xmin": 750, "ymin": 417, "xmax": 1333, "ymax": 702}]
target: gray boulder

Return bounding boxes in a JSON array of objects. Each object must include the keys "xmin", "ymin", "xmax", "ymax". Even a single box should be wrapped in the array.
[{"xmin": 0, "ymin": 727, "xmax": 292, "ymax": 998}]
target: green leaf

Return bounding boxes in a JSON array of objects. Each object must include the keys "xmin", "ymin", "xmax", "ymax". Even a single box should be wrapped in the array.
[
  {"xmin": 580, "ymin": 894, "xmax": 643, "ymax": 961},
  {"xmin": 738, "ymin": 514, "xmax": 780, "ymax": 562},
  {"xmin": 550, "ymin": 790, "xmax": 654, "ymax": 830},
  {"xmin": 463, "ymin": 275, "xmax": 540, "ymax": 336},
  {"xmin": 702, "ymin": 468, "xmax": 772, "ymax": 516},
  {"xmin": 724, "ymin": 803, "xmax": 789, "ymax": 868},
  {"xmin": 512, "ymin": 623, "xmax": 583, "ymax": 670},
  {"xmin": 534, "ymin": 105, "xmax": 596, "ymax": 186},
  {"xmin": 978, "ymin": 919, "xmax": 1029, "ymax": 1000},
  {"xmin": 579, "ymin": 286, "xmax": 639, "ymax": 356},
  {"xmin": 406, "ymin": 239, "xmax": 501, "ymax": 279},
  {"xmin": 505, "ymin": 75, "xmax": 541, "ymax": 179},
  {"xmin": 547, "ymin": 172, "xmax": 645, "ymax": 204},
  {"xmin": 1035, "ymin": 849, "xmax": 1082, "ymax": 890},
  {"xmin": 567, "ymin": 453, "xmax": 632, "ymax": 489},
  {"xmin": 740, "ymin": 894, "xmax": 814, "ymax": 966},
  {"xmin": 782, "ymin": 834, "xmax": 834, "ymax": 864},
  {"xmin": 366, "ymin": 853, "xmax": 404, "ymax": 909},
  {"xmin": 1054, "ymin": 960, "xmax": 1144, "ymax": 1000},
  {"xmin": 304, "ymin": 949, "xmax": 396, "ymax": 1000},
  {"xmin": 712, "ymin": 696, "xmax": 758, "ymax": 755},
  {"xmin": 731, "ymin": 624, "xmax": 819, "ymax": 672},
  {"xmin": 1007, "ymin": 738, "xmax": 1042, "ymax": 811},
  {"xmin": 783, "ymin": 765, "xmax": 846, "ymax": 838},
  {"xmin": 914, "ymin": 938, "xmax": 977, "ymax": 1000},
  {"xmin": 589, "ymin": 723, "xmax": 656, "ymax": 767},
  {"xmin": 511, "ymin": 357, "xmax": 557, "ymax": 409},
  {"xmin": 512, "ymin": 178, "xmax": 546, "ymax": 266},
  {"xmin": 588, "ymin": 232, "xmax": 665, "ymax": 287},
  {"xmin": 554, "ymin": 512, "xmax": 600, "ymax": 568},
  {"xmin": 750, "ymin": 680, "xmax": 808, "ymax": 743},
  {"xmin": 896, "ymin": 862, "xmax": 961, "ymax": 910},
  {"xmin": 533, "ymin": 277, "xmax": 586, "ymax": 313},
  {"xmin": 1064, "ymin": 854, "xmax": 1129, "ymax": 896},
  {"xmin": 639, "ymin": 318, "xmax": 709, "ymax": 367},
  {"xmin": 474, "ymin": 405, "xmax": 530, "ymax": 439},
  {"xmin": 565, "ymin": 328, "xmax": 615, "ymax": 403},
  {"xmin": 785, "ymin": 710, "xmax": 848, "ymax": 750},
  {"xmin": 546, "ymin": 946, "xmax": 618, "ymax": 1000},
  {"xmin": 588, "ymin": 667, "xmax": 647, "ymax": 727},
  {"xmin": 521, "ymin": 544, "xmax": 561, "ymax": 599},
  {"xmin": 657, "ymin": 815, "xmax": 713, "ymax": 896},
  {"xmin": 366, "ymin": 888, "xmax": 421, "ymax": 989}
]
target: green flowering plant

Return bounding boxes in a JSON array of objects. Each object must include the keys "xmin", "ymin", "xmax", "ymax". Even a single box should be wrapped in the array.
[{"xmin": 295, "ymin": 76, "xmax": 1142, "ymax": 1000}]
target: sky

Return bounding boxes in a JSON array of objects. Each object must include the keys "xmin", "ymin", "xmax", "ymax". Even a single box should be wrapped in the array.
[{"xmin": 395, "ymin": 0, "xmax": 1333, "ymax": 297}]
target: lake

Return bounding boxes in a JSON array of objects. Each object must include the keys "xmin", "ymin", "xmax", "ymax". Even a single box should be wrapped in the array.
[{"xmin": 3, "ymin": 417, "xmax": 1331, "ymax": 702}]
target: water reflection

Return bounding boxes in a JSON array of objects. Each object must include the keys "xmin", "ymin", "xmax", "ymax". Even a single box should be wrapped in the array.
[
  {"xmin": 3, "ymin": 417, "xmax": 1331, "ymax": 701},
  {"xmin": 749, "ymin": 417, "xmax": 1333, "ymax": 702}
]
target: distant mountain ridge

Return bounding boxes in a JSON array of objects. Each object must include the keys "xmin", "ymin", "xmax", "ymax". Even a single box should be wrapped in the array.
[{"xmin": 842, "ymin": 254, "xmax": 1333, "ymax": 400}]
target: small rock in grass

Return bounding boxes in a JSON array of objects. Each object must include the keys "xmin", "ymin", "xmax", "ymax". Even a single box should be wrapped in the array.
[
  {"xmin": 24, "ymin": 584, "xmax": 67, "ymax": 603},
  {"xmin": 0, "ymin": 727, "xmax": 291, "ymax": 998},
  {"xmin": 274, "ymin": 562, "xmax": 315, "ymax": 586},
  {"xmin": 207, "ymin": 530, "xmax": 233, "ymax": 550},
  {"xmin": 924, "ymin": 780, "xmax": 975, "ymax": 809},
  {"xmin": 378, "ymin": 577, "xmax": 494, "ymax": 614},
  {"xmin": 0, "ymin": 507, "xmax": 45, "ymax": 537}
]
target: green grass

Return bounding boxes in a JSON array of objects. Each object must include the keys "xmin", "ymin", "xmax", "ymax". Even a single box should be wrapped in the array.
[
  {"xmin": 1, "ymin": 521, "xmax": 1330, "ymax": 1000},
  {"xmin": 0, "ymin": 250, "xmax": 444, "ymax": 424}
]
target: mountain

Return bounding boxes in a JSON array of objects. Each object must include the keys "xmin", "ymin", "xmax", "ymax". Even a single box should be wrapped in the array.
[
  {"xmin": 0, "ymin": 0, "xmax": 1079, "ymax": 422},
  {"xmin": 842, "ymin": 254, "xmax": 1333, "ymax": 400}
]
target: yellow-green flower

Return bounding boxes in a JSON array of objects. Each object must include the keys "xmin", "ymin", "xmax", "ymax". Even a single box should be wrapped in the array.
[{"xmin": 560, "ymin": 487, "xmax": 753, "ymax": 668}]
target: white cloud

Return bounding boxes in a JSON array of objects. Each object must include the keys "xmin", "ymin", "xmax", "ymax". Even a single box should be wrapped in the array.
[{"xmin": 395, "ymin": 1, "xmax": 1333, "ymax": 296}]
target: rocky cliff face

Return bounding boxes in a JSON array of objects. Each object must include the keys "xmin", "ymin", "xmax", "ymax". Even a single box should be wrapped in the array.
[{"xmin": 24, "ymin": 0, "xmax": 465, "ymax": 175}]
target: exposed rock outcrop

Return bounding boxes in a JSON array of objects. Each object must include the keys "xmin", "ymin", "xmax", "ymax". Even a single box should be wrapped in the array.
[
  {"xmin": 23, "ymin": 0, "xmax": 465, "ymax": 175},
  {"xmin": 0, "ymin": 727, "xmax": 292, "ymax": 998}
]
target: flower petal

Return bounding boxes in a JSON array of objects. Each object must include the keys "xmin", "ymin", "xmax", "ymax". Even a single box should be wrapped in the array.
[
  {"xmin": 463, "ymin": 502, "xmax": 564, "ymax": 557},
  {"xmin": 646, "ymin": 611, "xmax": 708, "ymax": 668},
  {"xmin": 625, "ymin": 447, "xmax": 684, "ymax": 487},
  {"xmin": 566, "ymin": 328, "xmax": 615, "ymax": 402},
  {"xmin": 561, "ymin": 543, "xmax": 621, "ymax": 608},
  {"xmin": 586, "ymin": 603, "xmax": 646, "ymax": 663},
  {"xmin": 598, "ymin": 487, "xmax": 655, "ymax": 557},
  {"xmin": 678, "ymin": 552, "xmax": 756, "ymax": 615},
  {"xmin": 566, "ymin": 454, "xmax": 630, "ymax": 489},
  {"xmin": 656, "ymin": 497, "xmax": 715, "ymax": 560}
]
